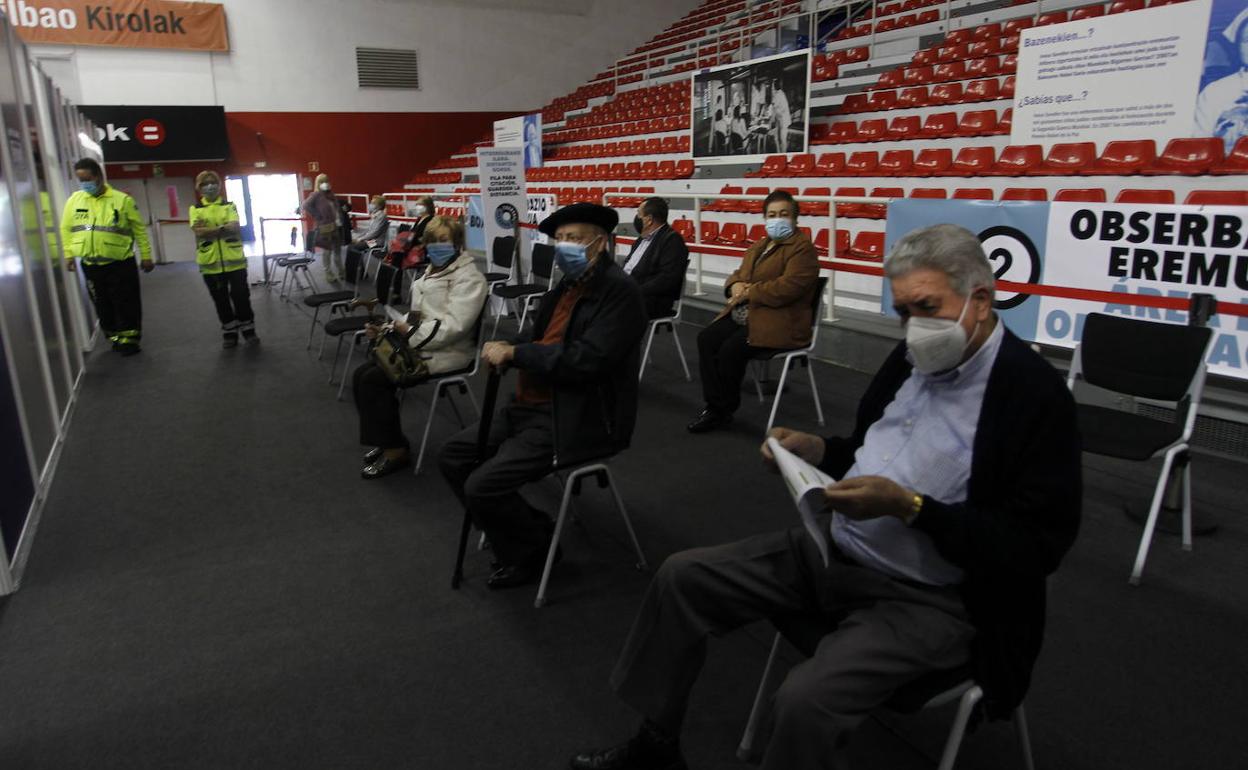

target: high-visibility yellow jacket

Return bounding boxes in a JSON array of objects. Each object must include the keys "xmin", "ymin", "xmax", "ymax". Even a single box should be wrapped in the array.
[
  {"xmin": 188, "ymin": 197, "xmax": 246, "ymax": 275},
  {"xmin": 59, "ymin": 185, "xmax": 151, "ymax": 265}
]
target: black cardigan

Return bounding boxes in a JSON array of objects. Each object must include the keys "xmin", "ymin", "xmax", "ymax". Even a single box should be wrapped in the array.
[
  {"xmin": 625, "ymin": 224, "xmax": 690, "ymax": 319},
  {"xmin": 818, "ymin": 327, "xmax": 1082, "ymax": 719}
]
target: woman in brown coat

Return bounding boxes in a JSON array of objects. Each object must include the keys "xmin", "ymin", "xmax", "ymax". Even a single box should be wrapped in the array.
[{"xmin": 689, "ymin": 189, "xmax": 820, "ymax": 433}]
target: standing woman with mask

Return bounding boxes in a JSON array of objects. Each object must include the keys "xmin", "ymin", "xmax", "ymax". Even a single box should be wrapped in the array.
[
  {"xmin": 351, "ymin": 216, "xmax": 488, "ymax": 479},
  {"xmin": 60, "ymin": 157, "xmax": 153, "ymax": 356},
  {"xmin": 300, "ymin": 173, "xmax": 343, "ymax": 283},
  {"xmin": 189, "ymin": 171, "xmax": 257, "ymax": 348},
  {"xmin": 689, "ymin": 189, "xmax": 818, "ymax": 433}
]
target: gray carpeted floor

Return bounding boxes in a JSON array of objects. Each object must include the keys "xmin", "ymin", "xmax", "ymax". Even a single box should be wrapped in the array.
[{"xmin": 0, "ymin": 261, "xmax": 1245, "ymax": 769}]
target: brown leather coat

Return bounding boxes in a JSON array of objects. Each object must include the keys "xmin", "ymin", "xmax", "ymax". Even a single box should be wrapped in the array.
[{"xmin": 719, "ymin": 230, "xmax": 820, "ymax": 349}]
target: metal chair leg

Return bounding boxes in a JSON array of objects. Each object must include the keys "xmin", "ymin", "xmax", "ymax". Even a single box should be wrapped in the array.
[
  {"xmin": 336, "ymin": 331, "xmax": 363, "ymax": 400},
  {"xmin": 638, "ymin": 322, "xmax": 658, "ymax": 382},
  {"xmin": 603, "ymin": 466, "xmax": 646, "ymax": 570},
  {"xmin": 535, "ymin": 469, "xmax": 579, "ymax": 608},
  {"xmin": 671, "ymin": 323, "xmax": 692, "ymax": 382},
  {"xmin": 1013, "ymin": 704, "xmax": 1036, "ymax": 770},
  {"xmin": 737, "ymin": 632, "xmax": 782, "ymax": 761},
  {"xmin": 414, "ymin": 379, "xmax": 448, "ymax": 475},
  {"xmin": 1130, "ymin": 447, "xmax": 1179, "ymax": 585},
  {"xmin": 329, "ymin": 335, "xmax": 345, "ymax": 383},
  {"xmin": 307, "ymin": 305, "xmax": 322, "ymax": 350},
  {"xmin": 764, "ymin": 357, "xmax": 793, "ymax": 436},
  {"xmin": 806, "ymin": 355, "xmax": 825, "ymax": 426},
  {"xmin": 936, "ymin": 684, "xmax": 983, "ymax": 770},
  {"xmin": 1181, "ymin": 459, "xmax": 1193, "ymax": 551},
  {"xmin": 752, "ymin": 361, "xmax": 766, "ymax": 404}
]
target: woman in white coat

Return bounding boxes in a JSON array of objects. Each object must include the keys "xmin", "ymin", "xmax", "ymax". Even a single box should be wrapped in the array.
[{"xmin": 352, "ymin": 216, "xmax": 488, "ymax": 479}]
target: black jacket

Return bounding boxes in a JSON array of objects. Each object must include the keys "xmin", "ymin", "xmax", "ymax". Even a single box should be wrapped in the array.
[
  {"xmin": 512, "ymin": 258, "xmax": 646, "ymax": 467},
  {"xmin": 818, "ymin": 327, "xmax": 1082, "ymax": 719},
  {"xmin": 624, "ymin": 225, "xmax": 690, "ymax": 319}
]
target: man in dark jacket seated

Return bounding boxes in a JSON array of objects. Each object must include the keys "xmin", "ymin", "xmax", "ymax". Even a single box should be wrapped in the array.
[
  {"xmin": 622, "ymin": 197, "xmax": 689, "ymax": 320},
  {"xmin": 439, "ymin": 203, "xmax": 647, "ymax": 590},
  {"xmin": 570, "ymin": 224, "xmax": 1082, "ymax": 769}
]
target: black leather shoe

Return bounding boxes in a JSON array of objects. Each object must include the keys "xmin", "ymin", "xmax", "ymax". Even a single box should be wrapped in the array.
[
  {"xmin": 686, "ymin": 408, "xmax": 732, "ymax": 434},
  {"xmin": 569, "ymin": 732, "xmax": 686, "ymax": 769},
  {"xmin": 488, "ymin": 546, "xmax": 562, "ymax": 588},
  {"xmin": 242, "ymin": 329, "xmax": 260, "ymax": 346},
  {"xmin": 361, "ymin": 454, "xmax": 409, "ymax": 479},
  {"xmin": 222, "ymin": 333, "xmax": 239, "ymax": 349},
  {"xmin": 363, "ymin": 447, "xmax": 383, "ymax": 464}
]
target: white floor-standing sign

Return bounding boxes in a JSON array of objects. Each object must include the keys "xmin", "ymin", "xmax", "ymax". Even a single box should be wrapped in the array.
[{"xmin": 477, "ymin": 147, "xmax": 527, "ymax": 316}]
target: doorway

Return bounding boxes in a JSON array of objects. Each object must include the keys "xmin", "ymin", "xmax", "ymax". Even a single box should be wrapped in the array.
[{"xmin": 226, "ymin": 173, "xmax": 299, "ymax": 255}]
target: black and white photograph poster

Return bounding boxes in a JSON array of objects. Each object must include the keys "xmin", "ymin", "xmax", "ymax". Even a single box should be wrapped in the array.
[{"xmin": 691, "ymin": 49, "xmax": 809, "ymax": 162}]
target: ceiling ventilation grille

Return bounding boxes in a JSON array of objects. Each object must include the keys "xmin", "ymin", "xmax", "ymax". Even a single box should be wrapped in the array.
[{"xmin": 356, "ymin": 47, "xmax": 420, "ymax": 89}]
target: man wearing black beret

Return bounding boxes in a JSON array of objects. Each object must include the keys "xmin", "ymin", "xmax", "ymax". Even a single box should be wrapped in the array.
[{"xmin": 438, "ymin": 203, "xmax": 647, "ymax": 589}]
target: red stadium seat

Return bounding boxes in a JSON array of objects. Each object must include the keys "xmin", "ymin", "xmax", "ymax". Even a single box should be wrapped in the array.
[
  {"xmin": 898, "ymin": 86, "xmax": 930, "ymax": 108},
  {"xmin": 915, "ymin": 9, "xmax": 939, "ymax": 24},
  {"xmin": 919, "ymin": 111, "xmax": 958, "ymax": 138},
  {"xmin": 1115, "ymin": 189, "xmax": 1175, "ymax": 204},
  {"xmin": 937, "ymin": 43, "xmax": 968, "ymax": 62},
  {"xmin": 1001, "ymin": 76, "xmax": 1015, "ymax": 98},
  {"xmin": 1072, "ymin": 4, "xmax": 1106, "ymax": 19},
  {"xmin": 1054, "ymin": 188, "xmax": 1108, "ymax": 202},
  {"xmin": 1001, "ymin": 53, "xmax": 1018, "ymax": 74},
  {"xmin": 747, "ymin": 224, "xmax": 768, "ymax": 244},
  {"xmin": 848, "ymin": 231, "xmax": 886, "ymax": 260},
  {"xmin": 1211, "ymin": 137, "xmax": 1248, "ymax": 174},
  {"xmin": 1036, "ymin": 11, "xmax": 1069, "ymax": 25},
  {"xmin": 953, "ymin": 188, "xmax": 994, "ymax": 200},
  {"xmin": 966, "ymin": 57, "xmax": 1002, "ymax": 78},
  {"xmin": 867, "ymin": 91, "xmax": 899, "ymax": 111},
  {"xmin": 834, "ymin": 187, "xmax": 867, "ymax": 218},
  {"xmin": 1002, "ymin": 34, "xmax": 1020, "ymax": 53},
  {"xmin": 827, "ymin": 121, "xmax": 858, "ymax": 143},
  {"xmin": 1083, "ymin": 139, "xmax": 1157, "ymax": 175},
  {"xmin": 705, "ymin": 184, "xmax": 740, "ymax": 211},
  {"xmin": 1183, "ymin": 190, "xmax": 1248, "ymax": 206},
  {"xmin": 942, "ymin": 146, "xmax": 997, "ymax": 176},
  {"xmin": 788, "ymin": 154, "xmax": 816, "ymax": 176},
  {"xmin": 968, "ymin": 39, "xmax": 1003, "ymax": 58},
  {"xmin": 814, "ymin": 152, "xmax": 848, "ymax": 176},
  {"xmin": 887, "ymin": 115, "xmax": 922, "ymax": 139},
  {"xmin": 985, "ymin": 144, "xmax": 1044, "ymax": 176},
  {"xmin": 747, "ymin": 154, "xmax": 788, "ymax": 178},
  {"xmin": 639, "ymin": 161, "xmax": 659, "ymax": 179},
  {"xmin": 944, "ymin": 29, "xmax": 973, "ymax": 45},
  {"xmin": 933, "ymin": 61, "xmax": 967, "ymax": 82},
  {"xmin": 956, "ymin": 109, "xmax": 998, "ymax": 136},
  {"xmin": 964, "ymin": 78, "xmax": 1001, "ymax": 102},
  {"xmin": 841, "ymin": 94, "xmax": 870, "ymax": 113},
  {"xmin": 910, "ymin": 187, "xmax": 948, "ymax": 198},
  {"xmin": 973, "ymin": 23, "xmax": 1002, "ymax": 40},
  {"xmin": 800, "ymin": 187, "xmax": 831, "ymax": 216},
  {"xmin": 1001, "ymin": 188, "xmax": 1049, "ymax": 201},
  {"xmin": 912, "ymin": 48, "xmax": 939, "ymax": 67},
  {"xmin": 846, "ymin": 151, "xmax": 880, "ymax": 175},
  {"xmin": 875, "ymin": 69, "xmax": 906, "ymax": 90},
  {"xmin": 857, "ymin": 118, "xmax": 889, "ymax": 141},
  {"xmin": 624, "ymin": 162, "xmax": 642, "ymax": 180},
  {"xmin": 1144, "ymin": 137, "xmax": 1224, "ymax": 175},
  {"xmin": 717, "ymin": 222, "xmax": 747, "ymax": 246},
  {"xmin": 930, "ymin": 82, "xmax": 964, "ymax": 104},
  {"xmin": 674, "ymin": 159, "xmax": 694, "ymax": 179},
  {"xmin": 672, "ymin": 219, "xmax": 694, "ymax": 242},
  {"xmin": 1003, "ymin": 17, "xmax": 1034, "ymax": 34},
  {"xmin": 913, "ymin": 148, "xmax": 954, "ymax": 176},
  {"xmin": 879, "ymin": 149, "xmax": 916, "ymax": 175},
  {"xmin": 1108, "ymin": 0, "xmax": 1145, "ymax": 13},
  {"xmin": 834, "ymin": 229, "xmax": 852, "ymax": 256},
  {"xmin": 904, "ymin": 66, "xmax": 934, "ymax": 85},
  {"xmin": 997, "ymin": 108, "xmax": 1013, "ymax": 134},
  {"xmin": 862, "ymin": 187, "xmax": 903, "ymax": 219},
  {"xmin": 1036, "ymin": 142, "xmax": 1097, "ymax": 175},
  {"xmin": 812, "ymin": 227, "xmax": 830, "ymax": 256},
  {"xmin": 656, "ymin": 160, "xmax": 676, "ymax": 179}
]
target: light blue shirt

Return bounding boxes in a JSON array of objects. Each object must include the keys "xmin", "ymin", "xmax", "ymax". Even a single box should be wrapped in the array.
[{"xmin": 830, "ymin": 320, "xmax": 1005, "ymax": 586}]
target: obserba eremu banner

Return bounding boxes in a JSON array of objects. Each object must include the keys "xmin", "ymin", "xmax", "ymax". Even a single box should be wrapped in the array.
[{"xmin": 7, "ymin": 0, "xmax": 229, "ymax": 52}]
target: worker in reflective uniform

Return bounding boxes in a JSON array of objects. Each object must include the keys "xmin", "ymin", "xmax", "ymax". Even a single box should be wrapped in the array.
[
  {"xmin": 60, "ymin": 158, "xmax": 153, "ymax": 356},
  {"xmin": 189, "ymin": 170, "xmax": 258, "ymax": 348}
]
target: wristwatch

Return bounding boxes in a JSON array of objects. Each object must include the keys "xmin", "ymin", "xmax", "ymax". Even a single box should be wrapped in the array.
[{"xmin": 903, "ymin": 492, "xmax": 923, "ymax": 526}]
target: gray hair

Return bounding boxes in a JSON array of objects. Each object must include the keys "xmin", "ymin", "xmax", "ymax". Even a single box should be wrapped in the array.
[{"xmin": 883, "ymin": 223, "xmax": 995, "ymax": 296}]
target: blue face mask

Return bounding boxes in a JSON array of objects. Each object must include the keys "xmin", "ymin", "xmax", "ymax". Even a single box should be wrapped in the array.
[
  {"xmin": 554, "ymin": 239, "xmax": 594, "ymax": 280},
  {"xmin": 426, "ymin": 242, "xmax": 457, "ymax": 267},
  {"xmin": 765, "ymin": 217, "xmax": 794, "ymax": 241},
  {"xmin": 79, "ymin": 179, "xmax": 101, "ymax": 196}
]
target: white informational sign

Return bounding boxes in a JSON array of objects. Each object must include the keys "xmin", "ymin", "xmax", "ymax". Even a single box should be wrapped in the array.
[
  {"xmin": 493, "ymin": 114, "xmax": 542, "ymax": 169},
  {"xmin": 477, "ymin": 147, "xmax": 528, "ymax": 271},
  {"xmin": 1012, "ymin": 0, "xmax": 1212, "ymax": 150},
  {"xmin": 1037, "ymin": 202, "xmax": 1248, "ymax": 379},
  {"xmin": 526, "ymin": 194, "xmax": 556, "ymax": 247}
]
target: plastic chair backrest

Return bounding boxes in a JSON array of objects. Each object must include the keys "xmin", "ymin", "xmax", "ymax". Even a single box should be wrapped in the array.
[
  {"xmin": 1079, "ymin": 313, "xmax": 1211, "ymax": 402},
  {"xmin": 491, "ymin": 234, "xmax": 516, "ymax": 271},
  {"xmin": 531, "ymin": 242, "xmax": 556, "ymax": 282}
]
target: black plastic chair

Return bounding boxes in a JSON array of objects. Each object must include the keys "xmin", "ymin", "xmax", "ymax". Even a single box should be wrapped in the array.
[
  {"xmin": 303, "ymin": 251, "xmax": 370, "ymax": 349},
  {"xmin": 738, "ymin": 614, "xmax": 1035, "ymax": 770},
  {"xmin": 408, "ymin": 305, "xmax": 490, "ymax": 475},
  {"xmin": 321, "ymin": 262, "xmax": 400, "ymax": 399},
  {"xmin": 485, "ymin": 234, "xmax": 516, "ymax": 287},
  {"xmin": 491, "ymin": 242, "xmax": 556, "ymax": 338},
  {"xmin": 1066, "ymin": 313, "xmax": 1213, "ymax": 584}
]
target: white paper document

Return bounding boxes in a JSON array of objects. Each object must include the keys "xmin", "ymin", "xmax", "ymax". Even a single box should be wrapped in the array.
[
  {"xmin": 767, "ymin": 437, "xmax": 837, "ymax": 567},
  {"xmin": 383, "ymin": 305, "xmax": 408, "ymax": 325}
]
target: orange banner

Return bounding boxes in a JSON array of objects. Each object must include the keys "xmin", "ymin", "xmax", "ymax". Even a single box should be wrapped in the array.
[{"xmin": 8, "ymin": 0, "xmax": 228, "ymax": 52}]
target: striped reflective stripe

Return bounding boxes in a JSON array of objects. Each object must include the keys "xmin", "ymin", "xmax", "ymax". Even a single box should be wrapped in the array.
[{"xmin": 70, "ymin": 224, "xmax": 132, "ymax": 235}]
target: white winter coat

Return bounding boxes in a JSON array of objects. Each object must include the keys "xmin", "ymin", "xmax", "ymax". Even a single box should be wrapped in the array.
[{"xmin": 406, "ymin": 252, "xmax": 488, "ymax": 375}]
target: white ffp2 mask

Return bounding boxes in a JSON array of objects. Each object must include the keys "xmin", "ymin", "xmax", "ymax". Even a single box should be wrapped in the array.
[{"xmin": 906, "ymin": 295, "xmax": 975, "ymax": 374}]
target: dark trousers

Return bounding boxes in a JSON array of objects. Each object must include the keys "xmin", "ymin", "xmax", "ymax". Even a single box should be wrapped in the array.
[
  {"xmin": 438, "ymin": 401, "xmax": 557, "ymax": 567},
  {"xmin": 609, "ymin": 528, "xmax": 973, "ymax": 770},
  {"xmin": 696, "ymin": 314, "xmax": 782, "ymax": 415},
  {"xmin": 82, "ymin": 258, "xmax": 142, "ymax": 345},
  {"xmin": 202, "ymin": 269, "xmax": 254, "ymax": 333},
  {"xmin": 353, "ymin": 361, "xmax": 407, "ymax": 450}
]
